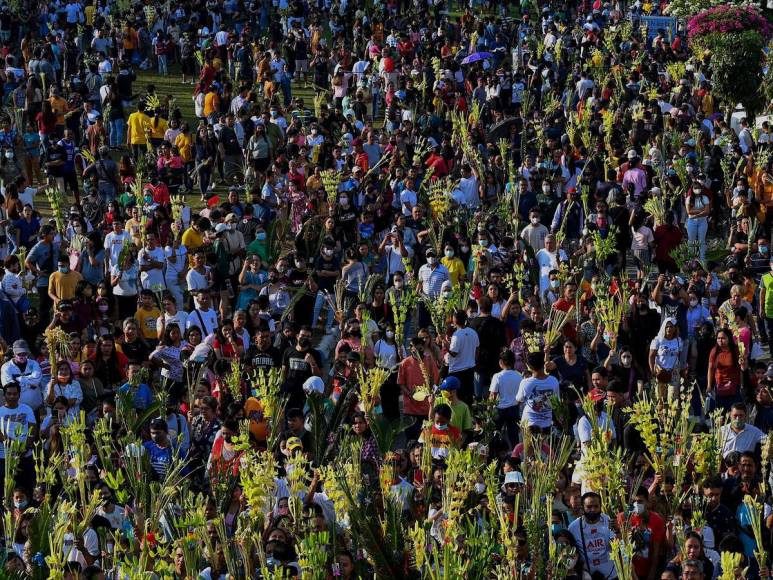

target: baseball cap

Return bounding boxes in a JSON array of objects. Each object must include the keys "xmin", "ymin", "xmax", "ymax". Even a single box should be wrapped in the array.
[
  {"xmin": 225, "ymin": 213, "xmax": 238, "ymax": 222},
  {"xmin": 215, "ymin": 223, "xmax": 228, "ymax": 234},
  {"xmin": 11, "ymin": 340, "xmax": 30, "ymax": 355},
  {"xmin": 287, "ymin": 437, "xmax": 303, "ymax": 452},
  {"xmin": 504, "ymin": 471, "xmax": 525, "ymax": 485},
  {"xmin": 627, "ymin": 149, "xmax": 638, "ymax": 160},
  {"xmin": 589, "ymin": 388, "xmax": 606, "ymax": 402},
  {"xmin": 439, "ymin": 376, "xmax": 460, "ymax": 391}
]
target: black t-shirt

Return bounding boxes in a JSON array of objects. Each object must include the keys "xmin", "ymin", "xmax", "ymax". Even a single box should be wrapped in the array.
[
  {"xmin": 469, "ymin": 315, "xmax": 506, "ymax": 373},
  {"xmin": 46, "ymin": 145, "xmax": 66, "ymax": 178},
  {"xmin": 219, "ymin": 126, "xmax": 242, "ymax": 156},
  {"xmin": 313, "ymin": 255, "xmax": 341, "ymax": 292},
  {"xmin": 282, "ymin": 346, "xmax": 322, "ymax": 394},
  {"xmin": 121, "ymin": 339, "xmax": 150, "ymax": 363},
  {"xmin": 244, "ymin": 345, "xmax": 282, "ymax": 371}
]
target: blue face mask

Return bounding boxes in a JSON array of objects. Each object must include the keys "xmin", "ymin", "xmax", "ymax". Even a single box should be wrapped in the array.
[
  {"xmin": 256, "ymin": 231, "xmax": 267, "ymax": 241},
  {"xmin": 58, "ymin": 266, "xmax": 69, "ymax": 274},
  {"xmin": 550, "ymin": 523, "xmax": 562, "ymax": 535}
]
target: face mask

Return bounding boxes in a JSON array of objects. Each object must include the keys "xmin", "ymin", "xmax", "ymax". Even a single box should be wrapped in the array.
[
  {"xmin": 323, "ymin": 248, "xmax": 334, "ymax": 257},
  {"xmin": 256, "ymin": 231, "xmax": 267, "ymax": 241},
  {"xmin": 584, "ymin": 510, "xmax": 601, "ymax": 523},
  {"xmin": 386, "ymin": 330, "xmax": 395, "ymax": 339},
  {"xmin": 474, "ymin": 483, "xmax": 486, "ymax": 494},
  {"xmin": 14, "ymin": 500, "xmax": 27, "ymax": 510},
  {"xmin": 732, "ymin": 418, "xmax": 745, "ymax": 430},
  {"xmin": 271, "ymin": 110, "xmax": 278, "ymax": 118},
  {"xmin": 228, "ymin": 223, "xmax": 236, "ymax": 231},
  {"xmin": 394, "ymin": 280, "xmax": 404, "ymax": 289},
  {"xmin": 445, "ymin": 249, "xmax": 454, "ymax": 258},
  {"xmin": 760, "ymin": 246, "xmax": 768, "ymax": 254},
  {"xmin": 277, "ymin": 265, "xmax": 287, "ymax": 274},
  {"xmin": 57, "ymin": 372, "xmax": 69, "ymax": 383},
  {"xmin": 58, "ymin": 266, "xmax": 69, "ymax": 274},
  {"xmin": 460, "ymin": 245, "xmax": 469, "ymax": 253},
  {"xmin": 295, "ymin": 260, "xmax": 305, "ymax": 269},
  {"xmin": 144, "ymin": 195, "xmax": 153, "ymax": 203},
  {"xmin": 531, "ymin": 217, "xmax": 540, "ymax": 225},
  {"xmin": 98, "ymin": 303, "xmax": 109, "ymax": 312},
  {"xmin": 479, "ymin": 239, "xmax": 489, "ymax": 247},
  {"xmin": 551, "ymin": 523, "xmax": 562, "ymax": 535},
  {"xmin": 340, "ymin": 197, "xmax": 349, "ymax": 205},
  {"xmin": 435, "ymin": 422, "xmax": 448, "ymax": 431},
  {"xmin": 4, "ymin": 151, "xmax": 13, "ymax": 159},
  {"xmin": 632, "ymin": 502, "xmax": 645, "ymax": 515},
  {"xmin": 550, "ymin": 279, "xmax": 560, "ymax": 289},
  {"xmin": 427, "ymin": 256, "xmax": 437, "ymax": 266},
  {"xmin": 542, "ymin": 185, "xmax": 551, "ymax": 193}
]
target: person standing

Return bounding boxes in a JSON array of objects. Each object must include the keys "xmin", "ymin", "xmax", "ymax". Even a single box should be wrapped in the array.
[
  {"xmin": 469, "ymin": 296, "xmax": 506, "ymax": 399},
  {"xmin": 446, "ymin": 310, "xmax": 479, "ymax": 405},
  {"xmin": 0, "ymin": 381, "xmax": 37, "ymax": 494},
  {"xmin": 25, "ymin": 224, "xmax": 58, "ymax": 316},
  {"xmin": 568, "ymin": 492, "xmax": 617, "ymax": 580}
]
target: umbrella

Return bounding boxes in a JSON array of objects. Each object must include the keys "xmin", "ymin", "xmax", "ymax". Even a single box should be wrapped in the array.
[
  {"xmin": 461, "ymin": 51, "xmax": 493, "ymax": 65},
  {"xmin": 486, "ymin": 117, "xmax": 519, "ymax": 141}
]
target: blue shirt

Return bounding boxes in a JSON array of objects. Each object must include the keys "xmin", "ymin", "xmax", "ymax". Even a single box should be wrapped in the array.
[
  {"xmin": 118, "ymin": 382, "xmax": 154, "ymax": 410},
  {"xmin": 142, "ymin": 440, "xmax": 173, "ymax": 479},
  {"xmin": 27, "ymin": 240, "xmax": 59, "ymax": 288}
]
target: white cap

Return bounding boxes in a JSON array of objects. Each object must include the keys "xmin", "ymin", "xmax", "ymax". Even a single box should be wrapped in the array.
[
  {"xmin": 504, "ymin": 471, "xmax": 525, "ymax": 485},
  {"xmin": 303, "ymin": 376, "xmax": 325, "ymax": 395},
  {"xmin": 215, "ymin": 223, "xmax": 228, "ymax": 234}
]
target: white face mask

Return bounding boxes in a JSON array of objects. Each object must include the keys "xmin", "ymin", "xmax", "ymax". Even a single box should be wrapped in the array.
[
  {"xmin": 427, "ymin": 256, "xmax": 437, "ymax": 266},
  {"xmin": 531, "ymin": 217, "xmax": 540, "ymax": 225},
  {"xmin": 340, "ymin": 196, "xmax": 349, "ymax": 205},
  {"xmin": 394, "ymin": 279, "xmax": 404, "ymax": 289},
  {"xmin": 323, "ymin": 248, "xmax": 334, "ymax": 257},
  {"xmin": 444, "ymin": 249, "xmax": 454, "ymax": 258},
  {"xmin": 386, "ymin": 330, "xmax": 395, "ymax": 339},
  {"xmin": 460, "ymin": 245, "xmax": 469, "ymax": 253},
  {"xmin": 479, "ymin": 239, "xmax": 489, "ymax": 247},
  {"xmin": 632, "ymin": 502, "xmax": 645, "ymax": 515},
  {"xmin": 474, "ymin": 482, "xmax": 486, "ymax": 494},
  {"xmin": 542, "ymin": 185, "xmax": 551, "ymax": 193}
]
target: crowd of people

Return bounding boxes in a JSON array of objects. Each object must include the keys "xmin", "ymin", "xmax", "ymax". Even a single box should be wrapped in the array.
[{"xmin": 0, "ymin": 0, "xmax": 771, "ymax": 578}]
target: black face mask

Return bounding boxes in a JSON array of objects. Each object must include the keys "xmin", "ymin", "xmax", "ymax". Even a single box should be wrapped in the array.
[
  {"xmin": 298, "ymin": 337, "xmax": 311, "ymax": 349},
  {"xmin": 584, "ymin": 510, "xmax": 601, "ymax": 523}
]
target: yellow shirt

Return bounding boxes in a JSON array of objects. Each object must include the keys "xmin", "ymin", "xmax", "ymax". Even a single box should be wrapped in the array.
[
  {"xmin": 135, "ymin": 306, "xmax": 161, "ymax": 340},
  {"xmin": 181, "ymin": 227, "xmax": 204, "ymax": 265},
  {"xmin": 441, "ymin": 256, "xmax": 466, "ymax": 287},
  {"xmin": 203, "ymin": 92, "xmax": 220, "ymax": 118},
  {"xmin": 175, "ymin": 132, "xmax": 193, "ymax": 163},
  {"xmin": 127, "ymin": 111, "xmax": 151, "ymax": 145},
  {"xmin": 49, "ymin": 96, "xmax": 68, "ymax": 127},
  {"xmin": 48, "ymin": 270, "xmax": 82, "ymax": 301},
  {"xmin": 149, "ymin": 117, "xmax": 168, "ymax": 140}
]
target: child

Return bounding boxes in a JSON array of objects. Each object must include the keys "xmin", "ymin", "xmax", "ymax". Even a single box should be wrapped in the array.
[
  {"xmin": 117, "ymin": 362, "xmax": 154, "ymax": 411},
  {"xmin": 1, "ymin": 255, "xmax": 28, "ymax": 312},
  {"xmin": 438, "ymin": 376, "xmax": 473, "ymax": 437},
  {"xmin": 134, "ymin": 289, "xmax": 162, "ymax": 348}
]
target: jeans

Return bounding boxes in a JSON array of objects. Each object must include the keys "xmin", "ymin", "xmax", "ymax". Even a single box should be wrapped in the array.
[
  {"xmin": 157, "ymin": 54, "xmax": 168, "ymax": 75},
  {"xmin": 109, "ymin": 118, "xmax": 125, "ymax": 147},
  {"xmin": 686, "ymin": 217, "xmax": 708, "ymax": 261},
  {"xmin": 313, "ymin": 290, "xmax": 336, "ymax": 331}
]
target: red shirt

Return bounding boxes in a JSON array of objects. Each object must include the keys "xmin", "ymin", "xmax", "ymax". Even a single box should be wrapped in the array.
[
  {"xmin": 552, "ymin": 298, "xmax": 577, "ymax": 341},
  {"xmin": 619, "ymin": 510, "xmax": 665, "ymax": 578}
]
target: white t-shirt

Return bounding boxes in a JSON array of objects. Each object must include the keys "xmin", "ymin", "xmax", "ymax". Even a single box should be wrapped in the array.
[
  {"xmin": 568, "ymin": 514, "xmax": 616, "ymax": 578},
  {"xmin": 649, "ymin": 336, "xmax": 682, "ymax": 370},
  {"xmin": 489, "ymin": 369, "xmax": 523, "ymax": 409},
  {"xmin": 63, "ymin": 528, "xmax": 99, "ymax": 569},
  {"xmin": 104, "ymin": 230, "xmax": 131, "ymax": 267},
  {"xmin": 448, "ymin": 327, "xmax": 479, "ymax": 372},
  {"xmin": 0, "ymin": 403, "xmax": 36, "ymax": 458},
  {"xmin": 139, "ymin": 246, "xmax": 166, "ymax": 289},
  {"xmin": 160, "ymin": 310, "xmax": 189, "ymax": 332},
  {"xmin": 516, "ymin": 374, "xmax": 559, "ymax": 429},
  {"xmin": 535, "ymin": 248, "xmax": 567, "ymax": 295},
  {"xmin": 186, "ymin": 267, "xmax": 210, "ymax": 292},
  {"xmin": 186, "ymin": 307, "xmax": 219, "ymax": 336},
  {"xmin": 631, "ymin": 225, "xmax": 654, "ymax": 251},
  {"xmin": 164, "ymin": 245, "xmax": 187, "ymax": 284}
]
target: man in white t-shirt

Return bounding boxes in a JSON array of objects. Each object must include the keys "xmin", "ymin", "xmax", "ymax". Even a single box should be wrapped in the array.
[
  {"xmin": 516, "ymin": 351, "xmax": 559, "ymax": 432},
  {"xmin": 104, "ymin": 219, "xmax": 131, "ymax": 269},
  {"xmin": 489, "ymin": 350, "xmax": 522, "ymax": 446},
  {"xmin": 520, "ymin": 209, "xmax": 549, "ymax": 251},
  {"xmin": 0, "ymin": 381, "xmax": 37, "ymax": 491},
  {"xmin": 447, "ymin": 310, "xmax": 479, "ymax": 405},
  {"xmin": 535, "ymin": 234, "xmax": 567, "ymax": 296},
  {"xmin": 138, "ymin": 232, "xmax": 166, "ymax": 290},
  {"xmin": 568, "ymin": 492, "xmax": 616, "ymax": 579},
  {"xmin": 185, "ymin": 291, "xmax": 219, "ymax": 338}
]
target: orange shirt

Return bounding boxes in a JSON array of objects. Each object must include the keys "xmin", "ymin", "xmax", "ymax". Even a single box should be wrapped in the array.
[
  {"xmin": 397, "ymin": 354, "xmax": 439, "ymax": 417},
  {"xmin": 244, "ymin": 397, "xmax": 268, "ymax": 443},
  {"xmin": 203, "ymin": 92, "xmax": 220, "ymax": 118}
]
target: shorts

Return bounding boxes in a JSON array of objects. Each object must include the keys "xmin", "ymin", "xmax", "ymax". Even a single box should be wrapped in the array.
[
  {"xmin": 295, "ymin": 59, "xmax": 309, "ymax": 73},
  {"xmin": 181, "ymin": 56, "xmax": 196, "ymax": 75}
]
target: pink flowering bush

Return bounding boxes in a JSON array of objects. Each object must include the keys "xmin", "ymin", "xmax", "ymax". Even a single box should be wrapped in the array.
[{"xmin": 687, "ymin": 5, "xmax": 773, "ymax": 40}]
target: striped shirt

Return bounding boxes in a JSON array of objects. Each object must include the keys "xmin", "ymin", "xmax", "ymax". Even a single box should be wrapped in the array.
[{"xmin": 417, "ymin": 263, "xmax": 450, "ymax": 298}]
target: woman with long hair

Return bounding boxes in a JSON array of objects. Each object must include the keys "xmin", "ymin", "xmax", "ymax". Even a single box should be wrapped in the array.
[
  {"xmin": 91, "ymin": 334, "xmax": 129, "ymax": 388},
  {"xmin": 707, "ymin": 327, "xmax": 747, "ymax": 413},
  {"xmin": 151, "ymin": 322, "xmax": 185, "ymax": 400}
]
